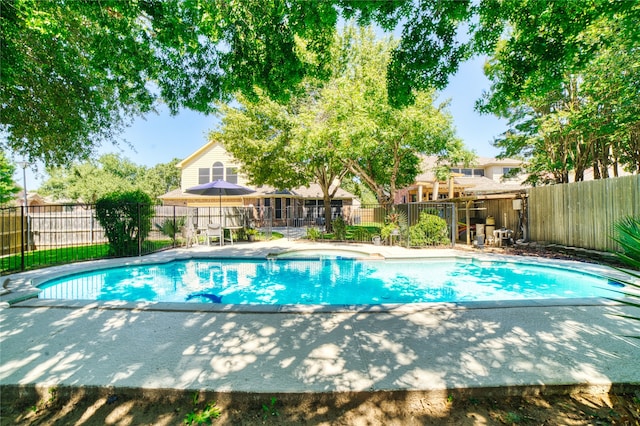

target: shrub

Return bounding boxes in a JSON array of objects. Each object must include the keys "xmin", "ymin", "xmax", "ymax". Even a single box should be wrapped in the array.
[
  {"xmin": 350, "ymin": 227, "xmax": 372, "ymax": 242},
  {"xmin": 332, "ymin": 216, "xmax": 347, "ymax": 240},
  {"xmin": 409, "ymin": 211, "xmax": 450, "ymax": 246},
  {"xmin": 385, "ymin": 209, "xmax": 408, "ymax": 228},
  {"xmin": 613, "ymin": 216, "xmax": 640, "ymax": 268},
  {"xmin": 380, "ymin": 223, "xmax": 399, "ymax": 241},
  {"xmin": 95, "ymin": 190, "xmax": 153, "ymax": 256},
  {"xmin": 306, "ymin": 227, "xmax": 321, "ymax": 241},
  {"xmin": 381, "ymin": 209, "xmax": 408, "ymax": 244},
  {"xmin": 611, "ymin": 216, "xmax": 640, "ymax": 339},
  {"xmin": 155, "ymin": 216, "xmax": 186, "ymax": 244}
]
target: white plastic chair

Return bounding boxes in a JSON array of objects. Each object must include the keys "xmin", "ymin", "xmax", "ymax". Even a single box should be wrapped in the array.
[
  {"xmin": 182, "ymin": 224, "xmax": 199, "ymax": 248},
  {"xmin": 206, "ymin": 223, "xmax": 223, "ymax": 246}
]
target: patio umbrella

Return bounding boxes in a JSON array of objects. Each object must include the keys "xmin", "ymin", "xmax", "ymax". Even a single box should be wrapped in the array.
[{"xmin": 185, "ymin": 179, "xmax": 255, "ymax": 223}]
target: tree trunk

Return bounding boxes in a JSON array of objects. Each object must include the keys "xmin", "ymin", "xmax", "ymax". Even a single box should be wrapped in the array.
[
  {"xmin": 314, "ymin": 165, "xmax": 347, "ymax": 233},
  {"xmin": 323, "ymin": 193, "xmax": 333, "ymax": 232}
]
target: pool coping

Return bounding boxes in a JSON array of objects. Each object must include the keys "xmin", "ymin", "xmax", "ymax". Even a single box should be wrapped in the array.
[{"xmin": 2, "ymin": 242, "xmax": 637, "ymax": 313}]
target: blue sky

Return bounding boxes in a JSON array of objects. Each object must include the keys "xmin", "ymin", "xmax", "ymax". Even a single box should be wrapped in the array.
[{"xmin": 20, "ymin": 55, "xmax": 506, "ymax": 190}]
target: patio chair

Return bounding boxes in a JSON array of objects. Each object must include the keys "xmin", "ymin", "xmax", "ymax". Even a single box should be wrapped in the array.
[
  {"xmin": 205, "ymin": 223, "xmax": 223, "ymax": 246},
  {"xmin": 182, "ymin": 223, "xmax": 199, "ymax": 248}
]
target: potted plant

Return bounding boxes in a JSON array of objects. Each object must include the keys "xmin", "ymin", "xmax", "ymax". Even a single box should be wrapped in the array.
[{"xmin": 245, "ymin": 228, "xmax": 259, "ymax": 242}]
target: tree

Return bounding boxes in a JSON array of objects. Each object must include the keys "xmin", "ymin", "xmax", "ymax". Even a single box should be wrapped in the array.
[
  {"xmin": 38, "ymin": 154, "xmax": 177, "ymax": 203},
  {"xmin": 1, "ymin": 0, "xmax": 157, "ymax": 166},
  {"xmin": 2, "ymin": 1, "xmax": 478, "ymax": 166},
  {"xmin": 334, "ymin": 90, "xmax": 467, "ymax": 205},
  {"xmin": 39, "ymin": 154, "xmax": 142, "ymax": 203},
  {"xmin": 215, "ymin": 26, "xmax": 466, "ymax": 227},
  {"xmin": 213, "ymin": 88, "xmax": 350, "ymax": 231},
  {"xmin": 340, "ymin": 178, "xmax": 378, "ymax": 204},
  {"xmin": 0, "ymin": 0, "xmax": 333, "ymax": 165},
  {"xmin": 475, "ymin": 1, "xmax": 640, "ymax": 182},
  {"xmin": 577, "ymin": 18, "xmax": 640, "ymax": 175},
  {"xmin": 139, "ymin": 159, "xmax": 182, "ymax": 199},
  {"xmin": 309, "ymin": 26, "xmax": 467, "ymax": 205},
  {"xmin": 0, "ymin": 152, "xmax": 20, "ymax": 205}
]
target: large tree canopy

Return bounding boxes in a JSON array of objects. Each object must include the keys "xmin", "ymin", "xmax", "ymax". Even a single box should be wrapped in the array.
[
  {"xmin": 38, "ymin": 154, "xmax": 180, "ymax": 203},
  {"xmin": 310, "ymin": 26, "xmax": 468, "ymax": 205},
  {"xmin": 1, "ymin": 0, "xmax": 476, "ymax": 166},
  {"xmin": 475, "ymin": 0, "xmax": 640, "ymax": 183},
  {"xmin": 214, "ymin": 26, "xmax": 465, "ymax": 225},
  {"xmin": 5, "ymin": 0, "xmax": 635, "ymax": 181}
]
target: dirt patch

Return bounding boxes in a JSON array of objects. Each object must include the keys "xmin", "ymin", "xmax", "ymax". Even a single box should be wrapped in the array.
[
  {"xmin": 501, "ymin": 242, "xmax": 632, "ymax": 270},
  {"xmin": 2, "ymin": 387, "xmax": 639, "ymax": 425}
]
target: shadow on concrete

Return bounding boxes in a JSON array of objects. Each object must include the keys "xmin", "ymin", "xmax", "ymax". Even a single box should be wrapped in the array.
[{"xmin": 1, "ymin": 299, "xmax": 639, "ymax": 424}]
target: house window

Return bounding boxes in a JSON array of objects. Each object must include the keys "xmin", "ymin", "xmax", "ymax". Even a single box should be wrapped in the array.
[
  {"xmin": 452, "ymin": 167, "xmax": 484, "ymax": 177},
  {"xmin": 212, "ymin": 162, "xmax": 224, "ymax": 181},
  {"xmin": 304, "ymin": 199, "xmax": 319, "ymax": 218},
  {"xmin": 503, "ymin": 167, "xmax": 518, "ymax": 177},
  {"xmin": 330, "ymin": 199, "xmax": 343, "ymax": 219},
  {"xmin": 275, "ymin": 198, "xmax": 282, "ymax": 219},
  {"xmin": 198, "ymin": 168, "xmax": 210, "ymax": 184},
  {"xmin": 226, "ymin": 167, "xmax": 238, "ymax": 184}
]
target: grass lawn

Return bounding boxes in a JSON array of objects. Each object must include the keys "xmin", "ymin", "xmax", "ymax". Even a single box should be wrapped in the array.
[
  {"xmin": 317, "ymin": 225, "xmax": 381, "ymax": 241},
  {"xmin": 1, "ymin": 240, "xmax": 175, "ymax": 274}
]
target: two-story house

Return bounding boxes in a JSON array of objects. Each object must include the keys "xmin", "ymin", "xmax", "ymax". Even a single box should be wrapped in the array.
[
  {"xmin": 159, "ymin": 141, "xmax": 358, "ymax": 223},
  {"xmin": 396, "ymin": 155, "xmax": 528, "ymax": 203}
]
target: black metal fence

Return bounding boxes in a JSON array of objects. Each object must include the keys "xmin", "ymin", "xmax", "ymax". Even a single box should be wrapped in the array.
[{"xmin": 1, "ymin": 201, "xmax": 456, "ymax": 274}]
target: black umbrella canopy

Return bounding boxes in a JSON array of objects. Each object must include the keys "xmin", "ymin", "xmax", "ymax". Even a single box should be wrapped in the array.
[
  {"xmin": 185, "ymin": 180, "xmax": 255, "ymax": 224},
  {"xmin": 185, "ymin": 179, "xmax": 255, "ymax": 196}
]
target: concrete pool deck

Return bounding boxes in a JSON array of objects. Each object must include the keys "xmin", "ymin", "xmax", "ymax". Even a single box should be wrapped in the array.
[{"xmin": 1, "ymin": 239, "xmax": 639, "ymax": 402}]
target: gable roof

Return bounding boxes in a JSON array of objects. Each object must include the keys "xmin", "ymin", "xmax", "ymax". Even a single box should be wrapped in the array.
[{"xmin": 176, "ymin": 140, "xmax": 221, "ymax": 169}]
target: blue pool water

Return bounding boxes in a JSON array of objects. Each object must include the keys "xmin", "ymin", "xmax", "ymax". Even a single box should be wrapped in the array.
[{"xmin": 37, "ymin": 258, "xmax": 622, "ymax": 305}]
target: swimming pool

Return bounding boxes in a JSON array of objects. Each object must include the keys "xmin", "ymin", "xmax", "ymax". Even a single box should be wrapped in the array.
[{"xmin": 37, "ymin": 257, "xmax": 622, "ymax": 305}]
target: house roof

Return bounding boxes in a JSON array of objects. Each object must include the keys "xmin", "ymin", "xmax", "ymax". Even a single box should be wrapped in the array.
[
  {"xmin": 287, "ymin": 183, "xmax": 355, "ymax": 199},
  {"xmin": 474, "ymin": 156, "xmax": 523, "ymax": 167},
  {"xmin": 414, "ymin": 155, "xmax": 524, "ymax": 182},
  {"xmin": 456, "ymin": 177, "xmax": 527, "ymax": 194},
  {"xmin": 15, "ymin": 191, "xmax": 46, "ymax": 203},
  {"xmin": 175, "ymin": 140, "xmax": 221, "ymax": 168},
  {"xmin": 413, "ymin": 156, "xmax": 438, "ymax": 182}
]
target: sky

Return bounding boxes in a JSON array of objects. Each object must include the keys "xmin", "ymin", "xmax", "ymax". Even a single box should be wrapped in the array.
[{"xmin": 18, "ymin": 54, "xmax": 507, "ymax": 190}]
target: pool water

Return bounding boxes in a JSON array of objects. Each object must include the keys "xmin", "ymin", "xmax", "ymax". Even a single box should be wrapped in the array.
[{"xmin": 37, "ymin": 258, "xmax": 622, "ymax": 305}]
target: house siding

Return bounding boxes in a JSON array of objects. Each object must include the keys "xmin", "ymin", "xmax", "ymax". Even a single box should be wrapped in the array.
[
  {"xmin": 162, "ymin": 140, "xmax": 358, "ymax": 209},
  {"xmin": 484, "ymin": 164, "xmax": 523, "ymax": 182},
  {"xmin": 180, "ymin": 143, "xmax": 248, "ymax": 190}
]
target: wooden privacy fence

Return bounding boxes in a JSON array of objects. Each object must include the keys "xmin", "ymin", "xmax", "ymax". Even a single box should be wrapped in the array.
[
  {"xmin": 29, "ymin": 208, "xmax": 107, "ymax": 249},
  {"xmin": 1, "ymin": 208, "xmax": 25, "ymax": 255},
  {"xmin": 528, "ymin": 175, "xmax": 640, "ymax": 252}
]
